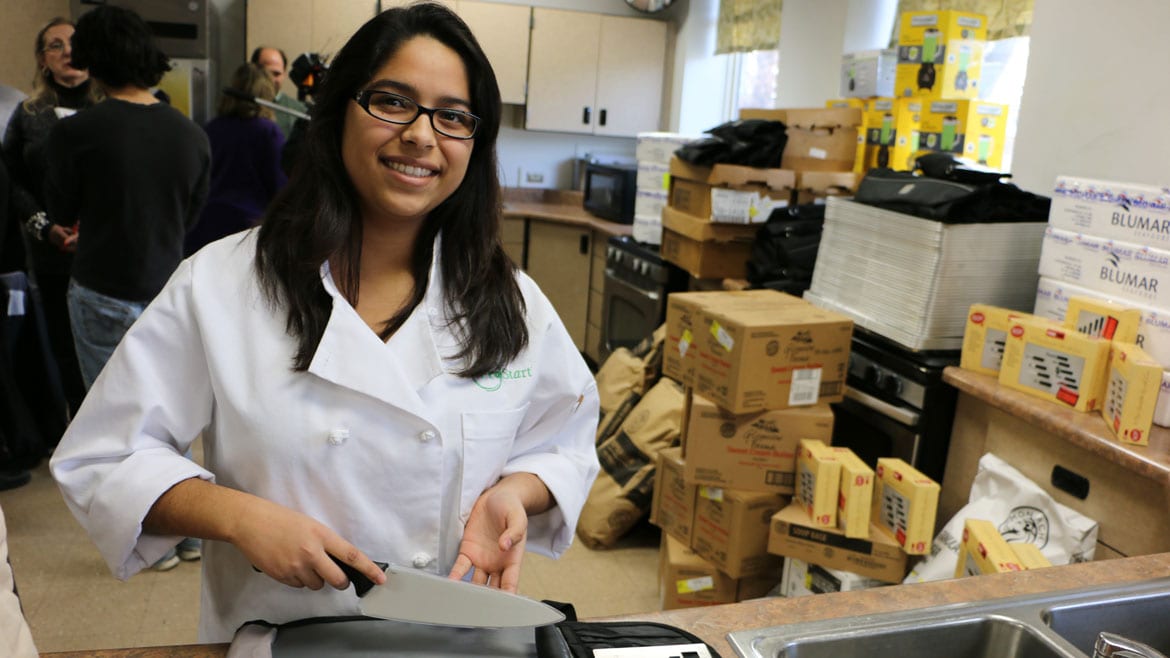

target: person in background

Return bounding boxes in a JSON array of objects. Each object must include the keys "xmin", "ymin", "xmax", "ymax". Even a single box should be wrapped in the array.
[
  {"xmin": 3, "ymin": 18, "xmax": 101, "ymax": 420},
  {"xmin": 43, "ymin": 5, "xmax": 210, "ymax": 571},
  {"xmin": 1, "ymin": 504, "xmax": 38, "ymax": 657},
  {"xmin": 251, "ymin": 45, "xmax": 309, "ymax": 138},
  {"xmin": 50, "ymin": 3, "xmax": 600, "ymax": 642},
  {"xmin": 184, "ymin": 62, "xmax": 287, "ymax": 256}
]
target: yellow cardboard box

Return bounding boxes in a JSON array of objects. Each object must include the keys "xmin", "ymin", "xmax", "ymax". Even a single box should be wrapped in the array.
[
  {"xmin": 650, "ymin": 446, "xmax": 697, "ymax": 546},
  {"xmin": 918, "ymin": 100, "xmax": 1009, "ymax": 169},
  {"xmin": 895, "ymin": 11, "xmax": 987, "ymax": 100},
  {"xmin": 889, "ymin": 98, "xmax": 925, "ymax": 171},
  {"xmin": 861, "ymin": 98, "xmax": 898, "ymax": 172},
  {"xmin": 691, "ymin": 303, "xmax": 854, "ymax": 414},
  {"xmin": 955, "ymin": 518, "xmax": 1025, "ymax": 577},
  {"xmin": 834, "ymin": 447, "xmax": 874, "ymax": 539},
  {"xmin": 683, "ymin": 392, "xmax": 834, "ymax": 495},
  {"xmin": 1064, "ymin": 296, "xmax": 1142, "ymax": 343},
  {"xmin": 796, "ymin": 439, "xmax": 841, "ymax": 528},
  {"xmin": 873, "ymin": 457, "xmax": 939, "ymax": 555},
  {"xmin": 999, "ymin": 316, "xmax": 1111, "ymax": 412},
  {"xmin": 1103, "ymin": 342, "xmax": 1163, "ymax": 446},
  {"xmin": 1009, "ymin": 542, "xmax": 1052, "ymax": 570},
  {"xmin": 692, "ymin": 487, "xmax": 786, "ymax": 579},
  {"xmin": 658, "ymin": 534, "xmax": 780, "ymax": 610},
  {"xmin": 960, "ymin": 304, "xmax": 1034, "ymax": 377},
  {"xmin": 767, "ymin": 503, "xmax": 908, "ymax": 583}
]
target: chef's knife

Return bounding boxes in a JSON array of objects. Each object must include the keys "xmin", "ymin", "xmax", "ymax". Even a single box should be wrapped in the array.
[{"xmin": 330, "ymin": 556, "xmax": 566, "ymax": 628}]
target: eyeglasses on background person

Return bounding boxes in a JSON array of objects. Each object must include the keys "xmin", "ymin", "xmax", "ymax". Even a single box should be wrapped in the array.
[
  {"xmin": 42, "ymin": 40, "xmax": 68, "ymax": 53},
  {"xmin": 353, "ymin": 89, "xmax": 479, "ymax": 139}
]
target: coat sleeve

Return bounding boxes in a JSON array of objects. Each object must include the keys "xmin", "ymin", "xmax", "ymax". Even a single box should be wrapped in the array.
[
  {"xmin": 498, "ymin": 280, "xmax": 600, "ymax": 558},
  {"xmin": 49, "ymin": 259, "xmax": 216, "ymax": 580},
  {"xmin": 41, "ymin": 117, "xmax": 79, "ymax": 228}
]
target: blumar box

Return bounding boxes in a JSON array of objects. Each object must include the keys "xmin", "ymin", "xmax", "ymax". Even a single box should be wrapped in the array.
[
  {"xmin": 1049, "ymin": 176, "xmax": 1170, "ymax": 250},
  {"xmin": 873, "ymin": 457, "xmax": 940, "ymax": 555},
  {"xmin": 691, "ymin": 303, "xmax": 853, "ymax": 414},
  {"xmin": 692, "ymin": 487, "xmax": 786, "ymax": 579},
  {"xmin": 780, "ymin": 557, "xmax": 888, "ymax": 597},
  {"xmin": 1104, "ymin": 342, "xmax": 1162, "ymax": 446},
  {"xmin": 1038, "ymin": 226, "xmax": 1170, "ymax": 311},
  {"xmin": 796, "ymin": 439, "xmax": 841, "ymax": 528},
  {"xmin": 955, "ymin": 518, "xmax": 1025, "ymax": 577},
  {"xmin": 663, "ymin": 290, "xmax": 804, "ymax": 386},
  {"xmin": 650, "ymin": 446, "xmax": 697, "ymax": 545},
  {"xmin": 658, "ymin": 534, "xmax": 779, "ymax": 610},
  {"xmin": 999, "ymin": 315, "xmax": 1111, "ymax": 412},
  {"xmin": 834, "ymin": 447, "xmax": 874, "ymax": 539},
  {"xmin": 960, "ymin": 304, "xmax": 1034, "ymax": 377},
  {"xmin": 767, "ymin": 502, "xmax": 908, "ymax": 583},
  {"xmin": 683, "ymin": 392, "xmax": 833, "ymax": 495},
  {"xmin": 1033, "ymin": 276, "xmax": 1170, "ymax": 368}
]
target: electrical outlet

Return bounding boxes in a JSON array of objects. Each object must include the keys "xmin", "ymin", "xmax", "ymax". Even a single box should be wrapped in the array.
[{"xmin": 525, "ymin": 172, "xmax": 544, "ymax": 184}]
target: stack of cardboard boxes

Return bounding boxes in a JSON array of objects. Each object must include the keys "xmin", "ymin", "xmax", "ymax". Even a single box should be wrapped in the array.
[
  {"xmin": 834, "ymin": 10, "xmax": 1009, "ymax": 173},
  {"xmin": 650, "ymin": 288, "xmax": 945, "ymax": 607},
  {"xmin": 633, "ymin": 132, "xmax": 704, "ymax": 245}
]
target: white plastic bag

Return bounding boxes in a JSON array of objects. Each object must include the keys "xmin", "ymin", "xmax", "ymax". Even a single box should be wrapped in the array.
[{"xmin": 904, "ymin": 452, "xmax": 1098, "ymax": 583}]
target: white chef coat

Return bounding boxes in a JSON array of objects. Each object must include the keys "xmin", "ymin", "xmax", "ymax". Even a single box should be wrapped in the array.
[
  {"xmin": 50, "ymin": 229, "xmax": 601, "ymax": 642},
  {"xmin": 1, "ymin": 505, "xmax": 38, "ymax": 658}
]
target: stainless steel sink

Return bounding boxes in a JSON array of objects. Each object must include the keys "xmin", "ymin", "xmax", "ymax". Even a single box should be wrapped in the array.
[{"xmin": 728, "ymin": 577, "xmax": 1170, "ymax": 658}]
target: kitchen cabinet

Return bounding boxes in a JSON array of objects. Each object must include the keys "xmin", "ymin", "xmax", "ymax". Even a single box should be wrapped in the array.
[
  {"xmin": 585, "ymin": 238, "xmax": 606, "ymax": 364},
  {"xmin": 525, "ymin": 8, "xmax": 667, "ymax": 137},
  {"xmin": 501, "ymin": 216, "xmax": 525, "ymax": 268},
  {"xmin": 525, "ymin": 220, "xmax": 594, "ymax": 351},
  {"xmin": 455, "ymin": 1, "xmax": 532, "ymax": 105}
]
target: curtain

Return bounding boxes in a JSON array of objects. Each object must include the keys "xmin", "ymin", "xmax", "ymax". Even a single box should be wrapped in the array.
[
  {"xmin": 890, "ymin": 0, "xmax": 1034, "ymax": 43},
  {"xmin": 715, "ymin": 0, "xmax": 783, "ymax": 54}
]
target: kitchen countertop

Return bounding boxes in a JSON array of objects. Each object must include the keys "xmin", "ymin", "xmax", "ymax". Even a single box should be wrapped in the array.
[
  {"xmin": 942, "ymin": 366, "xmax": 1170, "ymax": 485},
  {"xmin": 43, "ymin": 551, "xmax": 1170, "ymax": 657},
  {"xmin": 501, "ymin": 188, "xmax": 634, "ymax": 238}
]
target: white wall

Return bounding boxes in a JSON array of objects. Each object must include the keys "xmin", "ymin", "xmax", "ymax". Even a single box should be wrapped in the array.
[
  {"xmin": 669, "ymin": 0, "xmax": 733, "ymax": 135},
  {"xmin": 774, "ymin": 0, "xmax": 847, "ymax": 108},
  {"xmin": 1012, "ymin": 0, "xmax": 1170, "ymax": 193}
]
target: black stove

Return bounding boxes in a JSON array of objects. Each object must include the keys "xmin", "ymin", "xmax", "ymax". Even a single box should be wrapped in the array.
[{"xmin": 599, "ymin": 236, "xmax": 688, "ymax": 361}]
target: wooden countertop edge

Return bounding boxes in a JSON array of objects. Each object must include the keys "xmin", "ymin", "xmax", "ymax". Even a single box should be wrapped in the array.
[
  {"xmin": 942, "ymin": 366, "xmax": 1170, "ymax": 483},
  {"xmin": 43, "ymin": 552, "xmax": 1170, "ymax": 657},
  {"xmin": 502, "ymin": 201, "xmax": 634, "ymax": 238}
]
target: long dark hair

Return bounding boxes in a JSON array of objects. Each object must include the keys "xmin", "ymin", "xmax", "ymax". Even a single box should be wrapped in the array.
[{"xmin": 255, "ymin": 2, "xmax": 526, "ymax": 378}]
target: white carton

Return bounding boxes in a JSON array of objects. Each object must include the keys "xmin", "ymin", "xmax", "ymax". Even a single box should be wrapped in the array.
[
  {"xmin": 1049, "ymin": 176, "xmax": 1170, "ymax": 249},
  {"xmin": 636, "ymin": 162, "xmax": 671, "ymax": 193},
  {"xmin": 1158, "ymin": 372, "xmax": 1170, "ymax": 427},
  {"xmin": 1037, "ymin": 227, "xmax": 1170, "ymax": 310},
  {"xmin": 636, "ymin": 132, "xmax": 703, "ymax": 166},
  {"xmin": 840, "ymin": 50, "xmax": 897, "ymax": 98},
  {"xmin": 635, "ymin": 189, "xmax": 668, "ymax": 219},
  {"xmin": 781, "ymin": 557, "xmax": 888, "ymax": 597},
  {"xmin": 633, "ymin": 215, "xmax": 663, "ymax": 245}
]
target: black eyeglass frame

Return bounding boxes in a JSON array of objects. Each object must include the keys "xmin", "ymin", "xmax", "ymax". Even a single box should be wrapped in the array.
[{"xmin": 352, "ymin": 90, "xmax": 480, "ymax": 140}]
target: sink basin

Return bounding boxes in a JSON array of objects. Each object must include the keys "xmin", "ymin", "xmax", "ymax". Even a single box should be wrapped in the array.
[{"xmin": 728, "ymin": 577, "xmax": 1170, "ymax": 658}]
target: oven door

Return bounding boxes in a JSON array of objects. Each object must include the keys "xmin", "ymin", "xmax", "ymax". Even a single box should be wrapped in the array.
[
  {"xmin": 830, "ymin": 387, "xmax": 925, "ymax": 474},
  {"xmin": 600, "ymin": 273, "xmax": 663, "ymax": 363}
]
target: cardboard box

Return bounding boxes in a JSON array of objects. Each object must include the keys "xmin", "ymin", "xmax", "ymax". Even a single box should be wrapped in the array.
[
  {"xmin": 740, "ymin": 108, "xmax": 864, "ymax": 173},
  {"xmin": 636, "ymin": 162, "xmax": 671, "ymax": 193},
  {"xmin": 840, "ymin": 50, "xmax": 897, "ymax": 99},
  {"xmin": 1010, "ymin": 542, "xmax": 1052, "ymax": 570},
  {"xmin": 1064, "ymin": 296, "xmax": 1142, "ymax": 343},
  {"xmin": 794, "ymin": 171, "xmax": 861, "ymax": 205},
  {"xmin": 873, "ymin": 458, "xmax": 940, "ymax": 555},
  {"xmin": 780, "ymin": 557, "xmax": 888, "ymax": 597},
  {"xmin": 690, "ymin": 303, "xmax": 853, "ymax": 414},
  {"xmin": 663, "ymin": 290, "xmax": 804, "ymax": 385},
  {"xmin": 636, "ymin": 132, "xmax": 703, "ymax": 167},
  {"xmin": 1038, "ymin": 226, "xmax": 1170, "ymax": 311},
  {"xmin": 796, "ymin": 439, "xmax": 841, "ymax": 528},
  {"xmin": 661, "ymin": 206, "xmax": 757, "ymax": 279},
  {"xmin": 1049, "ymin": 176, "xmax": 1170, "ymax": 250},
  {"xmin": 668, "ymin": 156, "xmax": 796, "ymax": 224},
  {"xmin": 895, "ymin": 11, "xmax": 988, "ymax": 100},
  {"xmin": 767, "ymin": 503, "xmax": 908, "ymax": 583},
  {"xmin": 683, "ymin": 392, "xmax": 833, "ymax": 495},
  {"xmin": 834, "ymin": 447, "xmax": 874, "ymax": 539},
  {"xmin": 658, "ymin": 534, "xmax": 779, "ymax": 610},
  {"xmin": 826, "ymin": 98, "xmax": 867, "ymax": 110},
  {"xmin": 860, "ymin": 98, "xmax": 898, "ymax": 172},
  {"xmin": 955, "ymin": 518, "xmax": 1025, "ymax": 577},
  {"xmin": 1157, "ymin": 371, "xmax": 1170, "ymax": 428},
  {"xmin": 917, "ymin": 99, "xmax": 1008, "ymax": 169},
  {"xmin": 889, "ymin": 98, "xmax": 925, "ymax": 171},
  {"xmin": 692, "ymin": 487, "xmax": 786, "ymax": 578},
  {"xmin": 651, "ymin": 446, "xmax": 698, "ymax": 545},
  {"xmin": 1104, "ymin": 342, "xmax": 1162, "ymax": 446},
  {"xmin": 999, "ymin": 314, "xmax": 1111, "ymax": 412},
  {"xmin": 960, "ymin": 304, "xmax": 1035, "ymax": 377}
]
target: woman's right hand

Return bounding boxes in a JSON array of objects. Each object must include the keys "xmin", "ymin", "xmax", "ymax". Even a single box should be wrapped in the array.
[
  {"xmin": 47, "ymin": 224, "xmax": 77, "ymax": 252},
  {"xmin": 231, "ymin": 496, "xmax": 387, "ymax": 591}
]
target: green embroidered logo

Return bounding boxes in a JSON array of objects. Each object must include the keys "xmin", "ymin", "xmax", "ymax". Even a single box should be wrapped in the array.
[{"xmin": 474, "ymin": 367, "xmax": 534, "ymax": 391}]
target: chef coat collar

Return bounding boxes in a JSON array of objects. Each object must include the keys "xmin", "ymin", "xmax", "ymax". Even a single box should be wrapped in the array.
[{"xmin": 307, "ymin": 235, "xmax": 448, "ymax": 416}]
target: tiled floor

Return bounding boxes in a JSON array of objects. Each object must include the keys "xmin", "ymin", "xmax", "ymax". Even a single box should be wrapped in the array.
[{"xmin": 1, "ymin": 457, "xmax": 661, "ymax": 653}]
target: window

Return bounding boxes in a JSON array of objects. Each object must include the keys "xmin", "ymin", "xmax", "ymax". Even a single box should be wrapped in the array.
[{"xmin": 734, "ymin": 48, "xmax": 781, "ymax": 111}]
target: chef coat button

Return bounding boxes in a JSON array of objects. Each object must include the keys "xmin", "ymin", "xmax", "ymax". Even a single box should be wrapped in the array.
[
  {"xmin": 327, "ymin": 429, "xmax": 349, "ymax": 446},
  {"xmin": 412, "ymin": 552, "xmax": 433, "ymax": 568},
  {"xmin": 419, "ymin": 429, "xmax": 436, "ymax": 442}
]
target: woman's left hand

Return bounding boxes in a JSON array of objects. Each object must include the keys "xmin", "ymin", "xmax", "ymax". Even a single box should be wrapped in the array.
[{"xmin": 448, "ymin": 483, "xmax": 530, "ymax": 592}]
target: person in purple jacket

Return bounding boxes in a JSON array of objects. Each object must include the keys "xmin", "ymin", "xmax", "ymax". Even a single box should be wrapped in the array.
[{"xmin": 184, "ymin": 62, "xmax": 287, "ymax": 256}]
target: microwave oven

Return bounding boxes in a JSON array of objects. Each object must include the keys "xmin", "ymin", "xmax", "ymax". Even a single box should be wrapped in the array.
[{"xmin": 583, "ymin": 162, "xmax": 637, "ymax": 224}]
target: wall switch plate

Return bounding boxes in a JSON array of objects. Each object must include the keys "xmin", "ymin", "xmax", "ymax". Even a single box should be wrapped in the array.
[{"xmin": 525, "ymin": 171, "xmax": 544, "ymax": 184}]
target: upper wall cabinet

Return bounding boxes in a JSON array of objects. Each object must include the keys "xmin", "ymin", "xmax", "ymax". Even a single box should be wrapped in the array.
[
  {"xmin": 455, "ymin": 1, "xmax": 532, "ymax": 105},
  {"xmin": 525, "ymin": 8, "xmax": 667, "ymax": 137}
]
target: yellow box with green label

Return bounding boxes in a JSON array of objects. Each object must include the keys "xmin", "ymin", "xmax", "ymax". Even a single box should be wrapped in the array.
[
  {"xmin": 896, "ymin": 11, "xmax": 986, "ymax": 100},
  {"xmin": 918, "ymin": 99, "xmax": 1009, "ymax": 170},
  {"xmin": 888, "ymin": 98, "xmax": 925, "ymax": 171}
]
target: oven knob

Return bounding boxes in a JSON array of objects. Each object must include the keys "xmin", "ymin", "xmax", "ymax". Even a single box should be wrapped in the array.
[
  {"xmin": 879, "ymin": 375, "xmax": 903, "ymax": 397},
  {"xmin": 864, "ymin": 365, "xmax": 882, "ymax": 387}
]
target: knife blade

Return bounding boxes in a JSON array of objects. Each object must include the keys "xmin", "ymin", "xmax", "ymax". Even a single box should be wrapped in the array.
[{"xmin": 330, "ymin": 556, "xmax": 566, "ymax": 628}]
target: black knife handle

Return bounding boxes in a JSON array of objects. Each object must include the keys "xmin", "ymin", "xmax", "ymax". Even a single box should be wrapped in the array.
[{"xmin": 329, "ymin": 555, "xmax": 388, "ymax": 597}]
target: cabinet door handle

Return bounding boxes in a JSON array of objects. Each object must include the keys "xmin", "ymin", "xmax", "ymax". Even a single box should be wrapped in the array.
[
  {"xmin": 579, "ymin": 234, "xmax": 589, "ymax": 255},
  {"xmin": 599, "ymin": 109, "xmax": 607, "ymax": 126},
  {"xmin": 583, "ymin": 107, "xmax": 591, "ymax": 124}
]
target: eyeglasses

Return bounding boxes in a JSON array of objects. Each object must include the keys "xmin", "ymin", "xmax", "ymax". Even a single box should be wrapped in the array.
[
  {"xmin": 353, "ymin": 90, "xmax": 479, "ymax": 140},
  {"xmin": 42, "ymin": 40, "xmax": 67, "ymax": 54}
]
